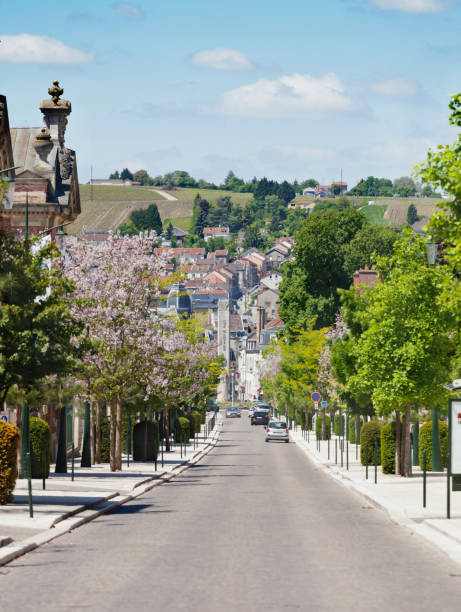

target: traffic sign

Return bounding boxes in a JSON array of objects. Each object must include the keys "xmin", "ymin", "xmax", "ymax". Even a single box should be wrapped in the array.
[
  {"xmin": 311, "ymin": 392, "xmax": 321, "ymax": 402},
  {"xmin": 0, "ymin": 413, "xmax": 8, "ymax": 423},
  {"xmin": 321, "ymin": 401, "xmax": 328, "ymax": 408}
]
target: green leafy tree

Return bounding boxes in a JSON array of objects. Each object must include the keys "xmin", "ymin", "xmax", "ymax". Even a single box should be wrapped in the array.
[
  {"xmin": 191, "ymin": 198, "xmax": 210, "ymax": 238},
  {"xmin": 133, "ymin": 170, "xmax": 150, "ymax": 185},
  {"xmin": 118, "ymin": 220, "xmax": 138, "ymax": 236},
  {"xmin": 120, "ymin": 168, "xmax": 133, "ymax": 181},
  {"xmin": 165, "ymin": 222, "xmax": 174, "ymax": 240},
  {"xmin": 407, "ymin": 204, "xmax": 418, "ymax": 225},
  {"xmin": 416, "ymin": 93, "xmax": 461, "ymax": 269},
  {"xmin": 243, "ymin": 224, "xmax": 265, "ymax": 250},
  {"xmin": 109, "ymin": 170, "xmax": 120, "ymax": 179},
  {"xmin": 341, "ymin": 232, "xmax": 456, "ymax": 476},
  {"xmin": 299, "ymin": 179, "xmax": 319, "ymax": 191},
  {"xmin": 0, "ymin": 234, "xmax": 84, "ymax": 403},
  {"xmin": 277, "ymin": 181, "xmax": 295, "ymax": 204},
  {"xmin": 279, "ymin": 208, "xmax": 366, "ymax": 329},
  {"xmin": 130, "ymin": 203, "xmax": 163, "ymax": 235},
  {"xmin": 331, "ymin": 183, "xmax": 341, "ymax": 196},
  {"xmin": 343, "ymin": 225, "xmax": 398, "ymax": 277}
]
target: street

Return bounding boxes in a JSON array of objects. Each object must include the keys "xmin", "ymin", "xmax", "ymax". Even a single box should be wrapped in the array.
[{"xmin": 2, "ymin": 414, "xmax": 461, "ymax": 611}]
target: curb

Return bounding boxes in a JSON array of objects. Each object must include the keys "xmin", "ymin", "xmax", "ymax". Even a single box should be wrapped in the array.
[
  {"xmin": 293, "ymin": 432, "xmax": 461, "ymax": 566},
  {"xmin": 0, "ymin": 422, "xmax": 222, "ymax": 567}
]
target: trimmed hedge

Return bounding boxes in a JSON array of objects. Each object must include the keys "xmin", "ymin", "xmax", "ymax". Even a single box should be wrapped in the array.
[
  {"xmin": 349, "ymin": 417, "xmax": 363, "ymax": 444},
  {"xmin": 100, "ymin": 419, "xmax": 110, "ymax": 463},
  {"xmin": 334, "ymin": 414, "xmax": 345, "ymax": 436},
  {"xmin": 315, "ymin": 415, "xmax": 331, "ymax": 440},
  {"xmin": 175, "ymin": 417, "xmax": 190, "ymax": 443},
  {"xmin": 360, "ymin": 421, "xmax": 382, "ymax": 466},
  {"xmin": 419, "ymin": 420, "xmax": 448, "ymax": 470},
  {"xmin": 0, "ymin": 421, "xmax": 20, "ymax": 504},
  {"xmin": 381, "ymin": 422, "xmax": 396, "ymax": 474},
  {"xmin": 189, "ymin": 411, "xmax": 201, "ymax": 437},
  {"xmin": 30, "ymin": 416, "xmax": 51, "ymax": 479}
]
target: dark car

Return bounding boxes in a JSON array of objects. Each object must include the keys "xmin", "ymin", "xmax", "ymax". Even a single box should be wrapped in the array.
[{"xmin": 251, "ymin": 410, "xmax": 270, "ymax": 426}]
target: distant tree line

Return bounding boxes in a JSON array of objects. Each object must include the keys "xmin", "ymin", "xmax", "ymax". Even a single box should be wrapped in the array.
[{"xmin": 108, "ymin": 168, "xmax": 438, "ymax": 200}]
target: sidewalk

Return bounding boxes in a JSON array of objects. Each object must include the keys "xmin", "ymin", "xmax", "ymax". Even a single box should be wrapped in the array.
[
  {"xmin": 0, "ymin": 414, "xmax": 222, "ymax": 566},
  {"xmin": 291, "ymin": 427, "xmax": 461, "ymax": 565}
]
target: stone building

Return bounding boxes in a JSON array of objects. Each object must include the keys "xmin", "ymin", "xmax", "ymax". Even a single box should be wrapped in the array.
[{"xmin": 0, "ymin": 81, "xmax": 81, "ymax": 236}]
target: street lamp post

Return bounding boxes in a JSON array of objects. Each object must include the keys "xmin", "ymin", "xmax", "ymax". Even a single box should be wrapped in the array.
[{"xmin": 426, "ymin": 240, "xmax": 442, "ymax": 471}]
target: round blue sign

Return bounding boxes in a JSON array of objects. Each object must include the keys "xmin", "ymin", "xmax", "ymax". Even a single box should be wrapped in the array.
[{"xmin": 311, "ymin": 392, "xmax": 321, "ymax": 402}]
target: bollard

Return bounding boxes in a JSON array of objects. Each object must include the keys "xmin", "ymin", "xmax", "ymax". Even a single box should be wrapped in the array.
[
  {"xmin": 409, "ymin": 439, "xmax": 412, "ymax": 478},
  {"xmin": 423, "ymin": 450, "xmax": 427, "ymax": 508},
  {"xmin": 71, "ymin": 441, "xmax": 75, "ymax": 482},
  {"xmin": 356, "ymin": 439, "xmax": 358, "ymax": 461},
  {"xmin": 308, "ymin": 428, "xmax": 310, "ymax": 443},
  {"xmin": 366, "ymin": 441, "xmax": 369, "ymax": 479},
  {"xmin": 26, "ymin": 451, "xmax": 33, "ymax": 518},
  {"xmin": 346, "ymin": 439, "xmax": 349, "ymax": 470},
  {"xmin": 341, "ymin": 439, "xmax": 343, "ymax": 468},
  {"xmin": 447, "ymin": 450, "xmax": 451, "ymax": 519},
  {"xmin": 161, "ymin": 436, "xmax": 164, "ymax": 468},
  {"xmin": 42, "ymin": 441, "xmax": 46, "ymax": 490},
  {"xmin": 374, "ymin": 439, "xmax": 378, "ymax": 484},
  {"xmin": 328, "ymin": 438, "xmax": 330, "ymax": 460},
  {"xmin": 335, "ymin": 438, "xmax": 337, "ymax": 464}
]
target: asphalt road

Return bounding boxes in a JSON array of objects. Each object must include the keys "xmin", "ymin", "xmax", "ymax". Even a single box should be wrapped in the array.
[{"xmin": 2, "ymin": 414, "xmax": 461, "ymax": 611}]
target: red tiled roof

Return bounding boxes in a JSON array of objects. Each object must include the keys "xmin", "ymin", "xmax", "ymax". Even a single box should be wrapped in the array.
[
  {"xmin": 265, "ymin": 316, "xmax": 284, "ymax": 329},
  {"xmin": 203, "ymin": 226, "xmax": 230, "ymax": 235}
]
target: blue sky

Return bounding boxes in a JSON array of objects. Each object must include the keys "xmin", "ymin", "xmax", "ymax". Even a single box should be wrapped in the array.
[{"xmin": 1, "ymin": 0, "xmax": 460, "ymax": 187}]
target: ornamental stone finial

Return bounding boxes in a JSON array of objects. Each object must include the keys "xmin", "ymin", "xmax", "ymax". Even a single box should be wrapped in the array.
[{"xmin": 48, "ymin": 80, "xmax": 64, "ymax": 105}]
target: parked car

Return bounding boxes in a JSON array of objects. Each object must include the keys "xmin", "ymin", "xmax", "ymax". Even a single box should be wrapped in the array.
[
  {"xmin": 251, "ymin": 410, "xmax": 270, "ymax": 426},
  {"xmin": 226, "ymin": 406, "xmax": 241, "ymax": 418},
  {"xmin": 265, "ymin": 421, "xmax": 289, "ymax": 443}
]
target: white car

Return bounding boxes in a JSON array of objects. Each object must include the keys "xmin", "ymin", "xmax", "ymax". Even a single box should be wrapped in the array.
[{"xmin": 265, "ymin": 420, "xmax": 289, "ymax": 443}]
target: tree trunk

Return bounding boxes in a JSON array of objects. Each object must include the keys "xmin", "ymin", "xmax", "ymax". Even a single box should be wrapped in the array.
[
  {"xmin": 401, "ymin": 404, "xmax": 411, "ymax": 477},
  {"xmin": 165, "ymin": 408, "xmax": 170, "ymax": 452},
  {"xmin": 95, "ymin": 401, "xmax": 102, "ymax": 464},
  {"xmin": 115, "ymin": 395, "xmax": 122, "ymax": 471},
  {"xmin": 395, "ymin": 410, "xmax": 401, "ymax": 475},
  {"xmin": 109, "ymin": 399, "xmax": 116, "ymax": 471}
]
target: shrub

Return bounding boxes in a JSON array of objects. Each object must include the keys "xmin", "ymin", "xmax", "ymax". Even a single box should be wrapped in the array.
[
  {"xmin": 419, "ymin": 420, "xmax": 448, "ymax": 470},
  {"xmin": 307, "ymin": 411, "xmax": 313, "ymax": 430},
  {"xmin": 175, "ymin": 417, "xmax": 190, "ymax": 443},
  {"xmin": 349, "ymin": 417, "xmax": 363, "ymax": 444},
  {"xmin": 315, "ymin": 415, "xmax": 331, "ymax": 440},
  {"xmin": 334, "ymin": 414, "xmax": 345, "ymax": 436},
  {"xmin": 30, "ymin": 416, "xmax": 51, "ymax": 479},
  {"xmin": 0, "ymin": 421, "xmax": 20, "ymax": 504},
  {"xmin": 381, "ymin": 422, "xmax": 396, "ymax": 474},
  {"xmin": 360, "ymin": 421, "xmax": 382, "ymax": 466},
  {"xmin": 189, "ymin": 411, "xmax": 201, "ymax": 437}
]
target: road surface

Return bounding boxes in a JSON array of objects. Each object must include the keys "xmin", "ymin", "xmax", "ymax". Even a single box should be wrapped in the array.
[{"xmin": 2, "ymin": 414, "xmax": 461, "ymax": 611}]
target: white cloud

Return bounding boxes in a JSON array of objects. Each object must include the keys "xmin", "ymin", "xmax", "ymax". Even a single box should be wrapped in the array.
[
  {"xmin": 204, "ymin": 72, "xmax": 356, "ymax": 116},
  {"xmin": 0, "ymin": 33, "xmax": 93, "ymax": 64},
  {"xmin": 191, "ymin": 47, "xmax": 253, "ymax": 71},
  {"xmin": 112, "ymin": 3, "xmax": 145, "ymax": 19},
  {"xmin": 369, "ymin": 0, "xmax": 452, "ymax": 13},
  {"xmin": 372, "ymin": 78, "xmax": 417, "ymax": 97}
]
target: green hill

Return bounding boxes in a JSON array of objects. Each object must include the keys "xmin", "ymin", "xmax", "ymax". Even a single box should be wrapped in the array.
[{"xmin": 68, "ymin": 186, "xmax": 253, "ymax": 235}]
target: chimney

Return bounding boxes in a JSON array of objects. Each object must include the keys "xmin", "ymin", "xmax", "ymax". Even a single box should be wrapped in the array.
[
  {"xmin": 40, "ymin": 81, "xmax": 71, "ymax": 148},
  {"xmin": 256, "ymin": 306, "xmax": 265, "ymax": 344}
]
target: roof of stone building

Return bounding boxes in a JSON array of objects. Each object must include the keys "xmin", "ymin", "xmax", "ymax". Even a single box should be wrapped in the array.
[
  {"xmin": 10, "ymin": 127, "xmax": 42, "ymax": 176},
  {"xmin": 230, "ymin": 314, "xmax": 244, "ymax": 332}
]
